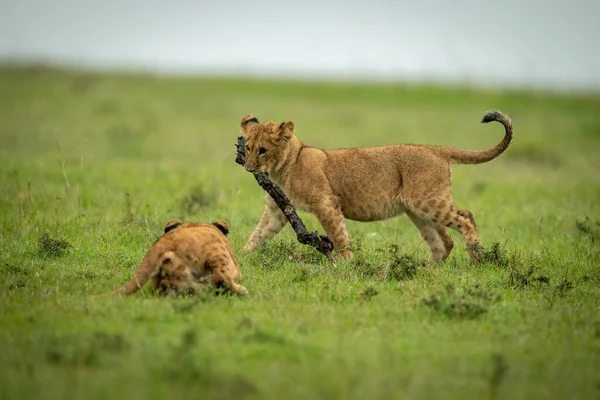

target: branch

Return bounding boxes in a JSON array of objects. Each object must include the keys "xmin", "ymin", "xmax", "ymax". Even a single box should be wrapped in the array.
[{"xmin": 235, "ymin": 136, "xmax": 334, "ymax": 261}]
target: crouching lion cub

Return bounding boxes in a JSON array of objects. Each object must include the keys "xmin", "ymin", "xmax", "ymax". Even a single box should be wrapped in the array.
[
  {"xmin": 239, "ymin": 111, "xmax": 513, "ymax": 263},
  {"xmin": 114, "ymin": 219, "xmax": 248, "ymax": 296}
]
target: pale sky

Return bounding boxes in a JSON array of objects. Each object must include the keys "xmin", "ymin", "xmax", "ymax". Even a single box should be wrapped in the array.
[{"xmin": 1, "ymin": 0, "xmax": 598, "ymax": 90}]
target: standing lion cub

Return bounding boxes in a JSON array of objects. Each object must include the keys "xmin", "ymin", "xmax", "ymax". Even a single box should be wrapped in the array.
[
  {"xmin": 114, "ymin": 219, "xmax": 248, "ymax": 296},
  {"xmin": 239, "ymin": 111, "xmax": 513, "ymax": 262}
]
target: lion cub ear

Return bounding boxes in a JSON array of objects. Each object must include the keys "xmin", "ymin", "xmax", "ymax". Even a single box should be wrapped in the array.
[
  {"xmin": 276, "ymin": 121, "xmax": 294, "ymax": 141},
  {"xmin": 212, "ymin": 220, "xmax": 229, "ymax": 236},
  {"xmin": 164, "ymin": 219, "xmax": 183, "ymax": 233},
  {"xmin": 240, "ymin": 114, "xmax": 259, "ymax": 135}
]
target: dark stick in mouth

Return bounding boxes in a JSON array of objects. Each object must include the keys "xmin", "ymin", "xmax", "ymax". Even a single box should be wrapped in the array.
[{"xmin": 235, "ymin": 136, "xmax": 335, "ymax": 261}]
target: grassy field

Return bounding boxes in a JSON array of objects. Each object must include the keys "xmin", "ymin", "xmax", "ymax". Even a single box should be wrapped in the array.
[{"xmin": 1, "ymin": 65, "xmax": 599, "ymax": 400}]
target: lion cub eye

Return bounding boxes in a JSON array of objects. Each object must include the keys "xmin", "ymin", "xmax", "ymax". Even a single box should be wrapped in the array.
[{"xmin": 258, "ymin": 147, "xmax": 267, "ymax": 155}]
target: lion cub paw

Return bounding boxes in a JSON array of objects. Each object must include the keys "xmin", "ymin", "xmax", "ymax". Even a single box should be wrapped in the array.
[{"xmin": 337, "ymin": 249, "xmax": 353, "ymax": 261}]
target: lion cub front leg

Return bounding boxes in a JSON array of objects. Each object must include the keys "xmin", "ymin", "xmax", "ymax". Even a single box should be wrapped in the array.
[
  {"xmin": 243, "ymin": 195, "xmax": 288, "ymax": 252},
  {"xmin": 311, "ymin": 197, "xmax": 352, "ymax": 260}
]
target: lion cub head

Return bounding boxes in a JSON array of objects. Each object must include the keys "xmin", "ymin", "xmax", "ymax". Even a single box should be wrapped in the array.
[
  {"xmin": 163, "ymin": 219, "xmax": 229, "ymax": 236},
  {"xmin": 240, "ymin": 114, "xmax": 295, "ymax": 175}
]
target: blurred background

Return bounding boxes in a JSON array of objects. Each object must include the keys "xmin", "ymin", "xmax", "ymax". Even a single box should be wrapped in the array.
[
  {"xmin": 1, "ymin": 0, "xmax": 598, "ymax": 247},
  {"xmin": 1, "ymin": 0, "xmax": 599, "ymax": 91}
]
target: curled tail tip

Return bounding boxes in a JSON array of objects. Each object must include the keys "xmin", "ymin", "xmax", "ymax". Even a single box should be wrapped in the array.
[{"xmin": 481, "ymin": 110, "xmax": 508, "ymax": 124}]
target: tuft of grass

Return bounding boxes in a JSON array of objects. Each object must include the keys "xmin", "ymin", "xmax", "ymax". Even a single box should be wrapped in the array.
[
  {"xmin": 360, "ymin": 286, "xmax": 379, "ymax": 301},
  {"xmin": 421, "ymin": 284, "xmax": 501, "ymax": 320},
  {"xmin": 480, "ymin": 241, "xmax": 510, "ymax": 267},
  {"xmin": 350, "ymin": 243, "xmax": 425, "ymax": 282},
  {"xmin": 179, "ymin": 183, "xmax": 216, "ymax": 215},
  {"xmin": 576, "ymin": 217, "xmax": 600, "ymax": 243},
  {"xmin": 507, "ymin": 263, "xmax": 551, "ymax": 289},
  {"xmin": 37, "ymin": 232, "xmax": 72, "ymax": 258},
  {"xmin": 386, "ymin": 244, "xmax": 424, "ymax": 281},
  {"xmin": 258, "ymin": 239, "xmax": 325, "ymax": 266},
  {"xmin": 554, "ymin": 278, "xmax": 574, "ymax": 298}
]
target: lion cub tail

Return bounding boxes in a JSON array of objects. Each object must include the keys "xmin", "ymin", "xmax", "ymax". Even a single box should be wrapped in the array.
[
  {"xmin": 113, "ymin": 251, "xmax": 171, "ymax": 296},
  {"xmin": 436, "ymin": 110, "xmax": 513, "ymax": 165}
]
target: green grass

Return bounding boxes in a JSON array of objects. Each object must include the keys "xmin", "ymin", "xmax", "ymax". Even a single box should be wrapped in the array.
[{"xmin": 1, "ymin": 64, "xmax": 600, "ymax": 400}]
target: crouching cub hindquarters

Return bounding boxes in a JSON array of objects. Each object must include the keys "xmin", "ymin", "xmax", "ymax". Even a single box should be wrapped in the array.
[
  {"xmin": 239, "ymin": 111, "xmax": 513, "ymax": 262},
  {"xmin": 114, "ymin": 219, "xmax": 248, "ymax": 296}
]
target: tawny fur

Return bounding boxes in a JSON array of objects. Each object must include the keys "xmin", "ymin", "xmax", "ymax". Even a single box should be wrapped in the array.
[
  {"xmin": 239, "ymin": 111, "xmax": 513, "ymax": 262},
  {"xmin": 114, "ymin": 219, "xmax": 247, "ymax": 296}
]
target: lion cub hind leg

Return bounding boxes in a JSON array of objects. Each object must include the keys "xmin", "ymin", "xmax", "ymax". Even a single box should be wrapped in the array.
[
  {"xmin": 407, "ymin": 198, "xmax": 482, "ymax": 262},
  {"xmin": 407, "ymin": 212, "xmax": 453, "ymax": 262},
  {"xmin": 436, "ymin": 224, "xmax": 455, "ymax": 256},
  {"xmin": 209, "ymin": 256, "xmax": 248, "ymax": 295},
  {"xmin": 152, "ymin": 256, "xmax": 193, "ymax": 295}
]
